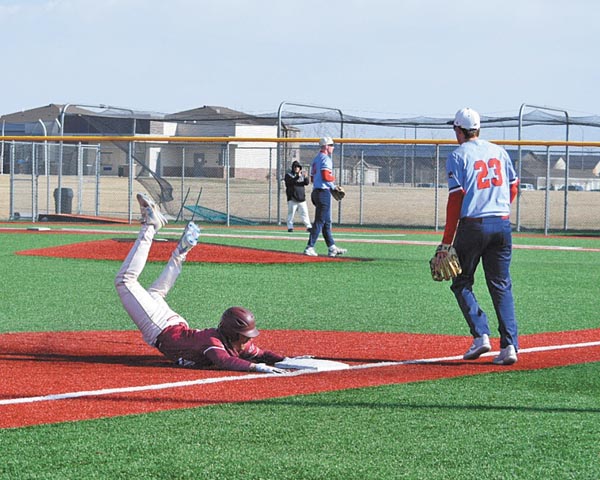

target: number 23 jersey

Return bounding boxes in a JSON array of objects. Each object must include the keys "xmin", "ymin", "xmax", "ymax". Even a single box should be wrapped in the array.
[{"xmin": 446, "ymin": 138, "xmax": 518, "ymax": 218}]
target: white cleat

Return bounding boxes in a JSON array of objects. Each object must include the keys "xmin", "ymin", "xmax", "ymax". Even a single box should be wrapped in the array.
[
  {"xmin": 328, "ymin": 245, "xmax": 347, "ymax": 257},
  {"xmin": 304, "ymin": 246, "xmax": 318, "ymax": 257},
  {"xmin": 177, "ymin": 222, "xmax": 200, "ymax": 255},
  {"xmin": 493, "ymin": 345, "xmax": 518, "ymax": 365},
  {"xmin": 463, "ymin": 334, "xmax": 491, "ymax": 360},
  {"xmin": 136, "ymin": 193, "xmax": 168, "ymax": 231}
]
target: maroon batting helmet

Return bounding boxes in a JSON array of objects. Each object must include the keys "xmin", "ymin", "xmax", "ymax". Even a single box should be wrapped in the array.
[{"xmin": 218, "ymin": 306, "xmax": 260, "ymax": 339}]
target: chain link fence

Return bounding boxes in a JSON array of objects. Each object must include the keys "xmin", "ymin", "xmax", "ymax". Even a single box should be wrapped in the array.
[
  {"xmin": 7, "ymin": 141, "xmax": 103, "ymax": 220},
  {"xmin": 3, "ymin": 139, "xmax": 600, "ymax": 233}
]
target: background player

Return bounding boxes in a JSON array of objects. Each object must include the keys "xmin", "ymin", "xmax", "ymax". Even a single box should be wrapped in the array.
[
  {"xmin": 434, "ymin": 108, "xmax": 520, "ymax": 365},
  {"xmin": 304, "ymin": 137, "xmax": 347, "ymax": 257},
  {"xmin": 115, "ymin": 193, "xmax": 288, "ymax": 373},
  {"xmin": 284, "ymin": 160, "xmax": 312, "ymax": 232}
]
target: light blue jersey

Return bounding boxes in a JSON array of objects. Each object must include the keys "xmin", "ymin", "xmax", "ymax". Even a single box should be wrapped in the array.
[
  {"xmin": 446, "ymin": 139, "xmax": 517, "ymax": 218},
  {"xmin": 310, "ymin": 152, "xmax": 335, "ymax": 190}
]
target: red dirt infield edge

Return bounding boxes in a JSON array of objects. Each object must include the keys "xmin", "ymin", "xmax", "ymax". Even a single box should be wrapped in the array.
[
  {"xmin": 1, "ymin": 328, "xmax": 599, "ymax": 429},
  {"xmin": 15, "ymin": 238, "xmax": 356, "ymax": 263}
]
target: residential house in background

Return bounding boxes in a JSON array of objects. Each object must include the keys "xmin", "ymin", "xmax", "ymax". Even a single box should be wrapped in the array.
[
  {"xmin": 2, "ymin": 104, "xmax": 600, "ymax": 188},
  {"xmin": 519, "ymin": 151, "xmax": 600, "ymax": 190},
  {"xmin": 0, "ymin": 104, "xmax": 299, "ymax": 181},
  {"xmin": 160, "ymin": 106, "xmax": 287, "ymax": 180}
]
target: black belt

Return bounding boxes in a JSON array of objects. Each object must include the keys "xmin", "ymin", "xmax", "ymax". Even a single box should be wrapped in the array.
[{"xmin": 462, "ymin": 215, "xmax": 510, "ymax": 223}]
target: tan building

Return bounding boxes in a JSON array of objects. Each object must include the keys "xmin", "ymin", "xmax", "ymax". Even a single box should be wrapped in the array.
[{"xmin": 0, "ymin": 104, "xmax": 293, "ymax": 181}]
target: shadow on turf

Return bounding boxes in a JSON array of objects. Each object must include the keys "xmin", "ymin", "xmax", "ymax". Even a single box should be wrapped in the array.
[
  {"xmin": 1, "ymin": 352, "xmax": 502, "ymax": 369},
  {"xmin": 0, "ymin": 352, "xmax": 172, "ymax": 368},
  {"xmin": 245, "ymin": 398, "xmax": 600, "ymax": 414}
]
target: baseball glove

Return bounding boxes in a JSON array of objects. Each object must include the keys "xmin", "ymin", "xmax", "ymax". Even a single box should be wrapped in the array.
[
  {"xmin": 331, "ymin": 186, "xmax": 346, "ymax": 201},
  {"xmin": 429, "ymin": 244, "xmax": 462, "ymax": 281}
]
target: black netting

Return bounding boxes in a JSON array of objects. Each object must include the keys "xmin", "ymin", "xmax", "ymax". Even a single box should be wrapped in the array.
[
  {"xmin": 77, "ymin": 115, "xmax": 174, "ymax": 208},
  {"xmin": 47, "ymin": 104, "xmax": 600, "ymax": 129}
]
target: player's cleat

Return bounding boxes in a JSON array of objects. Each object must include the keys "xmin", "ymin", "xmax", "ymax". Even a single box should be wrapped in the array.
[
  {"xmin": 328, "ymin": 245, "xmax": 347, "ymax": 257},
  {"xmin": 304, "ymin": 246, "xmax": 318, "ymax": 257},
  {"xmin": 176, "ymin": 222, "xmax": 200, "ymax": 255},
  {"xmin": 136, "ymin": 193, "xmax": 167, "ymax": 231},
  {"xmin": 492, "ymin": 345, "xmax": 518, "ymax": 365},
  {"xmin": 136, "ymin": 192, "xmax": 157, "ymax": 215},
  {"xmin": 288, "ymin": 228, "xmax": 293, "ymax": 232},
  {"xmin": 463, "ymin": 334, "xmax": 491, "ymax": 360},
  {"xmin": 176, "ymin": 357, "xmax": 196, "ymax": 368}
]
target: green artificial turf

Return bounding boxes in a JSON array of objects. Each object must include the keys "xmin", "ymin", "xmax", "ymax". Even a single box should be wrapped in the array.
[
  {"xmin": 1, "ymin": 226, "xmax": 599, "ymax": 479},
  {"xmin": 0, "ymin": 228, "xmax": 598, "ymax": 334},
  {"xmin": 1, "ymin": 364, "xmax": 598, "ymax": 480}
]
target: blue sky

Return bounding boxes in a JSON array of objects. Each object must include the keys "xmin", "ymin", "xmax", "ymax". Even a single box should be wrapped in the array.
[{"xmin": 1, "ymin": 0, "xmax": 599, "ymax": 139}]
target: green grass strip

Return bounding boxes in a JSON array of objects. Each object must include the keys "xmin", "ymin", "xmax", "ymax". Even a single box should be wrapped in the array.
[{"xmin": 1, "ymin": 363, "xmax": 598, "ymax": 479}]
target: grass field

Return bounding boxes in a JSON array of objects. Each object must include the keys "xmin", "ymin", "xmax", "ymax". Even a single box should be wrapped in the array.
[{"xmin": 0, "ymin": 223, "xmax": 599, "ymax": 479}]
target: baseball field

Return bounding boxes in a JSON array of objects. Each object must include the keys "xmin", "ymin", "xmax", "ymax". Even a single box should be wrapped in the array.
[{"xmin": 0, "ymin": 223, "xmax": 599, "ymax": 479}]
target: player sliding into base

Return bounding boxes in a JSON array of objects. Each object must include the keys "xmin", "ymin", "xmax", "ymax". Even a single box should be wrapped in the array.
[{"xmin": 115, "ymin": 193, "xmax": 292, "ymax": 373}]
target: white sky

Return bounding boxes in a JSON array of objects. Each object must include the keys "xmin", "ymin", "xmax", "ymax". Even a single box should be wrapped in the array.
[{"xmin": 1, "ymin": 0, "xmax": 599, "ymax": 139}]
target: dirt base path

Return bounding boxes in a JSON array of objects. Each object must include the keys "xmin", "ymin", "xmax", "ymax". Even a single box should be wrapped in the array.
[{"xmin": 1, "ymin": 329, "xmax": 599, "ymax": 429}]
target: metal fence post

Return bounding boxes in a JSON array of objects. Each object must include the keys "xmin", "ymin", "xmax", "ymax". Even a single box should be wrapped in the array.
[
  {"xmin": 0, "ymin": 120, "xmax": 4, "ymax": 176},
  {"xmin": 268, "ymin": 147, "xmax": 273, "ymax": 223},
  {"xmin": 77, "ymin": 142, "xmax": 83, "ymax": 214},
  {"xmin": 544, "ymin": 145, "xmax": 551, "ymax": 235},
  {"xmin": 9, "ymin": 141, "xmax": 15, "ymax": 218},
  {"xmin": 337, "ymin": 121, "xmax": 344, "ymax": 225},
  {"xmin": 31, "ymin": 142, "xmax": 36, "ymax": 222},
  {"xmin": 128, "ymin": 140, "xmax": 133, "ymax": 223},
  {"xmin": 180, "ymin": 146, "xmax": 186, "ymax": 219},
  {"xmin": 95, "ymin": 146, "xmax": 100, "ymax": 216},
  {"xmin": 359, "ymin": 151, "xmax": 364, "ymax": 225},
  {"xmin": 434, "ymin": 144, "xmax": 440, "ymax": 231},
  {"xmin": 44, "ymin": 136, "xmax": 49, "ymax": 215}
]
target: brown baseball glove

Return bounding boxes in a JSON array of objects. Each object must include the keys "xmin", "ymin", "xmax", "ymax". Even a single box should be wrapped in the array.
[
  {"xmin": 429, "ymin": 244, "xmax": 462, "ymax": 281},
  {"xmin": 331, "ymin": 186, "xmax": 346, "ymax": 201}
]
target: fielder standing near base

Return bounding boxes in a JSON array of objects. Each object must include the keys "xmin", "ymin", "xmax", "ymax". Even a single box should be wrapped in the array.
[
  {"xmin": 115, "ymin": 194, "xmax": 289, "ymax": 373},
  {"xmin": 433, "ymin": 108, "xmax": 520, "ymax": 365},
  {"xmin": 304, "ymin": 136, "xmax": 347, "ymax": 257}
]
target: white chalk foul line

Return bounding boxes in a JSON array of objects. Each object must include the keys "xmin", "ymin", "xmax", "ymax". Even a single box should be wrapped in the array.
[
  {"xmin": 351, "ymin": 340, "xmax": 600, "ymax": 369},
  {"xmin": 6, "ymin": 226, "xmax": 600, "ymax": 252},
  {"xmin": 0, "ymin": 373, "xmax": 269, "ymax": 406},
  {"xmin": 1, "ymin": 340, "xmax": 599, "ymax": 407}
]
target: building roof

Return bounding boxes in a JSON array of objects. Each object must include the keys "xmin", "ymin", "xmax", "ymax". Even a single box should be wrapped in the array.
[
  {"xmin": 0, "ymin": 103, "xmax": 165, "ymax": 124},
  {"xmin": 0, "ymin": 104, "xmax": 95, "ymax": 123},
  {"xmin": 5, "ymin": 104, "xmax": 600, "ymax": 131},
  {"xmin": 166, "ymin": 105, "xmax": 277, "ymax": 126}
]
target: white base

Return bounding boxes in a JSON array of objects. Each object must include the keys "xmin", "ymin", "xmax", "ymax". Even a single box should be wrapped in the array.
[{"xmin": 275, "ymin": 358, "xmax": 350, "ymax": 372}]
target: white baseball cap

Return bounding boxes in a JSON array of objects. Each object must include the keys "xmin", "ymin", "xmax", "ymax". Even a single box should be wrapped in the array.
[
  {"xmin": 319, "ymin": 136, "xmax": 334, "ymax": 146},
  {"xmin": 452, "ymin": 108, "xmax": 480, "ymax": 130}
]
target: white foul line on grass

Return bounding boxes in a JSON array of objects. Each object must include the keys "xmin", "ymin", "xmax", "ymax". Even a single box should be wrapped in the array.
[
  {"xmin": 4, "ymin": 226, "xmax": 600, "ymax": 252},
  {"xmin": 1, "ymin": 340, "xmax": 599, "ymax": 407}
]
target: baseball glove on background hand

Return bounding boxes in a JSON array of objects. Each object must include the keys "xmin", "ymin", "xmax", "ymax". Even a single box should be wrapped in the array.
[
  {"xmin": 430, "ymin": 244, "xmax": 462, "ymax": 281},
  {"xmin": 331, "ymin": 186, "xmax": 346, "ymax": 201}
]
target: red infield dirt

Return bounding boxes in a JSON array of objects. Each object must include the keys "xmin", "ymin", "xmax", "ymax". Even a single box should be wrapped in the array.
[
  {"xmin": 15, "ymin": 238, "xmax": 355, "ymax": 263},
  {"xmin": 1, "ymin": 328, "xmax": 599, "ymax": 429}
]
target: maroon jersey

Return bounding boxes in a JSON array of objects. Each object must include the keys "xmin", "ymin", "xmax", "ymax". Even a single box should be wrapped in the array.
[{"xmin": 155, "ymin": 323, "xmax": 284, "ymax": 371}]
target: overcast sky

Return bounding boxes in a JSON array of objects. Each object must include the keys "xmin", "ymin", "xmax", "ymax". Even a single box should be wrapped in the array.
[{"xmin": 1, "ymin": 0, "xmax": 599, "ymax": 138}]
